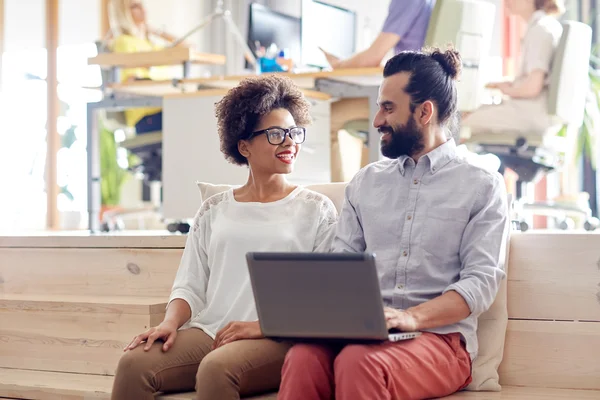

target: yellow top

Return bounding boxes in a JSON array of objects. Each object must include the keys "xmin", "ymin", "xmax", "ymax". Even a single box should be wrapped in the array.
[{"xmin": 111, "ymin": 34, "xmax": 170, "ymax": 127}]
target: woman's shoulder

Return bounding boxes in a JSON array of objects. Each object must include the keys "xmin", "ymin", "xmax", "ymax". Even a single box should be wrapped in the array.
[
  {"xmin": 191, "ymin": 191, "xmax": 230, "ymax": 229},
  {"xmin": 200, "ymin": 190, "xmax": 230, "ymax": 213},
  {"xmin": 532, "ymin": 15, "xmax": 563, "ymax": 39},
  {"xmin": 293, "ymin": 187, "xmax": 338, "ymax": 215}
]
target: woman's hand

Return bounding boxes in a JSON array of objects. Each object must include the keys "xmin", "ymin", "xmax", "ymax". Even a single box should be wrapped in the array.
[
  {"xmin": 212, "ymin": 321, "xmax": 263, "ymax": 349},
  {"xmin": 124, "ymin": 320, "xmax": 179, "ymax": 353}
]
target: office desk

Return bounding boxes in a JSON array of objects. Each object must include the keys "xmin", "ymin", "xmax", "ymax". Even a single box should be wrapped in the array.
[{"xmin": 88, "ymin": 47, "xmax": 226, "ymax": 81}]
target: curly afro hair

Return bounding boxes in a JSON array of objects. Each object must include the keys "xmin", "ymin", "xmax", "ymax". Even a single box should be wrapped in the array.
[{"xmin": 215, "ymin": 74, "xmax": 312, "ymax": 166}]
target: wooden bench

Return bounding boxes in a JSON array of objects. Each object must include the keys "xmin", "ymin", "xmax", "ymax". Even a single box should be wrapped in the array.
[
  {"xmin": 0, "ymin": 293, "xmax": 166, "ymax": 375},
  {"xmin": 0, "ymin": 231, "xmax": 598, "ymax": 399}
]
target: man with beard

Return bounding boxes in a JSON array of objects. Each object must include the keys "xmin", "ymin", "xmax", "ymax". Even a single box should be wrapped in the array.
[{"xmin": 278, "ymin": 47, "xmax": 509, "ymax": 400}]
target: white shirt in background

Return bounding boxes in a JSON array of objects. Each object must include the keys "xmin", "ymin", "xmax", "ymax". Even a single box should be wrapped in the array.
[{"xmin": 168, "ymin": 187, "xmax": 338, "ymax": 338}]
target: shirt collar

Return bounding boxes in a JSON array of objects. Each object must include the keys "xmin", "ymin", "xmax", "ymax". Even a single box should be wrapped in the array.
[
  {"xmin": 425, "ymin": 138, "xmax": 457, "ymax": 174},
  {"xmin": 396, "ymin": 138, "xmax": 458, "ymax": 175},
  {"xmin": 396, "ymin": 155, "xmax": 411, "ymax": 175}
]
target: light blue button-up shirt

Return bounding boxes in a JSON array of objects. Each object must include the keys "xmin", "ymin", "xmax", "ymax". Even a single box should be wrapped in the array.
[{"xmin": 333, "ymin": 139, "xmax": 508, "ymax": 360}]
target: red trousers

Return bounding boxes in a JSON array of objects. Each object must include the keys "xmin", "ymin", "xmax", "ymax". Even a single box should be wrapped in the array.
[{"xmin": 278, "ymin": 332, "xmax": 472, "ymax": 400}]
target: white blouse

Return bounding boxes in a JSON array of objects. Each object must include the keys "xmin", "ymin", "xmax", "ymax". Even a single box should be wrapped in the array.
[{"xmin": 168, "ymin": 187, "xmax": 338, "ymax": 338}]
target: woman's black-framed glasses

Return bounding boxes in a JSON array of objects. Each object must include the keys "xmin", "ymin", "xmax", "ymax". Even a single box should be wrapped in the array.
[{"xmin": 250, "ymin": 126, "xmax": 306, "ymax": 145}]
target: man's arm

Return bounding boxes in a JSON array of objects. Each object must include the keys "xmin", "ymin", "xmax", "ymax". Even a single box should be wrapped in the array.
[
  {"xmin": 324, "ymin": 0, "xmax": 428, "ymax": 69},
  {"xmin": 394, "ymin": 173, "xmax": 508, "ymax": 331},
  {"xmin": 323, "ymin": 32, "xmax": 400, "ymax": 69},
  {"xmin": 332, "ymin": 175, "xmax": 367, "ymax": 253},
  {"xmin": 406, "ymin": 291, "xmax": 471, "ymax": 331}
]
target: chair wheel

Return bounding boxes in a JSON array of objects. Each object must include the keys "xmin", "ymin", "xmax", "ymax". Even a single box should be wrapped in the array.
[
  {"xmin": 101, "ymin": 219, "xmax": 124, "ymax": 232},
  {"xmin": 177, "ymin": 223, "xmax": 190, "ymax": 234},
  {"xmin": 167, "ymin": 222, "xmax": 190, "ymax": 234},
  {"xmin": 515, "ymin": 137, "xmax": 528, "ymax": 150},
  {"xmin": 584, "ymin": 218, "xmax": 599, "ymax": 231},
  {"xmin": 519, "ymin": 221, "xmax": 529, "ymax": 232},
  {"xmin": 557, "ymin": 218, "xmax": 575, "ymax": 230},
  {"xmin": 511, "ymin": 220, "xmax": 521, "ymax": 230},
  {"xmin": 167, "ymin": 223, "xmax": 179, "ymax": 233}
]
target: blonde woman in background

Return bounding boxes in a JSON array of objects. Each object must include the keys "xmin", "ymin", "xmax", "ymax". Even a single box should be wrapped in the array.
[
  {"xmin": 107, "ymin": 0, "xmax": 186, "ymax": 133},
  {"xmin": 461, "ymin": 0, "xmax": 565, "ymax": 138}
]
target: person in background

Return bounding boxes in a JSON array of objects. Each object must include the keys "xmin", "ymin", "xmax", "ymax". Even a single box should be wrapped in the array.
[
  {"xmin": 461, "ymin": 0, "xmax": 565, "ymax": 138},
  {"xmin": 110, "ymin": 75, "xmax": 338, "ymax": 400},
  {"xmin": 107, "ymin": 0, "xmax": 186, "ymax": 134},
  {"xmin": 321, "ymin": 0, "xmax": 436, "ymax": 69},
  {"xmin": 323, "ymin": 0, "xmax": 437, "ymax": 183}
]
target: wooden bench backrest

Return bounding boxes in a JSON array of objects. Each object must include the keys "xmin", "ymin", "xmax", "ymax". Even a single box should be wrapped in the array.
[{"xmin": 500, "ymin": 232, "xmax": 600, "ymax": 390}]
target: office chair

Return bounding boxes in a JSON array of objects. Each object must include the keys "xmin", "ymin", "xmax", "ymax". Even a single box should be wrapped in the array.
[
  {"xmin": 424, "ymin": 0, "xmax": 497, "ymax": 112},
  {"xmin": 463, "ymin": 21, "xmax": 598, "ymax": 231}
]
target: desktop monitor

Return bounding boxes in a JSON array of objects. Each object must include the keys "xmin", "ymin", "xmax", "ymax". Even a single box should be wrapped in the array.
[
  {"xmin": 247, "ymin": 3, "xmax": 302, "ymax": 67},
  {"xmin": 301, "ymin": 0, "xmax": 357, "ymax": 69}
]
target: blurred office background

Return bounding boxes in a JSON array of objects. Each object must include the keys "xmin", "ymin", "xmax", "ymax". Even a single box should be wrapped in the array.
[{"xmin": 0, "ymin": 0, "xmax": 597, "ymax": 232}]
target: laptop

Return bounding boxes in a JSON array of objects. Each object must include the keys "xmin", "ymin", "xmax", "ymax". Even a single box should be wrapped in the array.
[{"xmin": 246, "ymin": 252, "xmax": 422, "ymax": 343}]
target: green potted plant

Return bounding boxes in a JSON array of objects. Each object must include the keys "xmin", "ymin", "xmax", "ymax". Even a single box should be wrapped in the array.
[{"xmin": 99, "ymin": 124, "xmax": 130, "ymax": 218}]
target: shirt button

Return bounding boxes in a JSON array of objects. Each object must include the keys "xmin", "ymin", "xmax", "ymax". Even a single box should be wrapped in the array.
[
  {"xmin": 407, "ymin": 215, "xmax": 412, "ymax": 221},
  {"xmin": 413, "ymin": 179, "xmax": 418, "ymax": 184},
  {"xmin": 402, "ymin": 251, "xmax": 408, "ymax": 257}
]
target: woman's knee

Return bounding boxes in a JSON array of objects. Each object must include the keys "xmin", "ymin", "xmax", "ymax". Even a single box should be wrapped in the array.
[
  {"xmin": 195, "ymin": 350, "xmax": 234, "ymax": 389},
  {"xmin": 114, "ymin": 347, "xmax": 156, "ymax": 387}
]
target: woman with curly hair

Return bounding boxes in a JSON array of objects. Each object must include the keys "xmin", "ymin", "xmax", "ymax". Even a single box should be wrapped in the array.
[{"xmin": 111, "ymin": 75, "xmax": 338, "ymax": 400}]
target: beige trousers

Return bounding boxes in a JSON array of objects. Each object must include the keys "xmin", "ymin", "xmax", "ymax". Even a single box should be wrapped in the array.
[
  {"xmin": 111, "ymin": 328, "xmax": 291, "ymax": 400},
  {"xmin": 461, "ymin": 94, "xmax": 554, "ymax": 138},
  {"xmin": 330, "ymin": 97, "xmax": 371, "ymax": 182}
]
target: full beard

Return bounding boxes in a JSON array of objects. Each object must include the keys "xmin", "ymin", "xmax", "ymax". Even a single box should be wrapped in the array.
[{"xmin": 379, "ymin": 116, "xmax": 425, "ymax": 159}]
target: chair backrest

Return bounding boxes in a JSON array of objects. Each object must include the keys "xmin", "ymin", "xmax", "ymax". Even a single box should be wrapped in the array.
[
  {"xmin": 547, "ymin": 21, "xmax": 592, "ymax": 127},
  {"xmin": 424, "ymin": 0, "xmax": 496, "ymax": 111}
]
